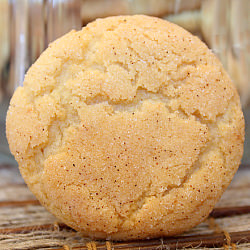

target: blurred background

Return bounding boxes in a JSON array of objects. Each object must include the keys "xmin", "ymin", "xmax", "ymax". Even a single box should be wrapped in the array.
[{"xmin": 0, "ymin": 0, "xmax": 249, "ymax": 166}]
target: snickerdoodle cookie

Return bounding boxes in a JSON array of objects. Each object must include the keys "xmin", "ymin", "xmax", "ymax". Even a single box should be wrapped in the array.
[{"xmin": 6, "ymin": 15, "xmax": 244, "ymax": 240}]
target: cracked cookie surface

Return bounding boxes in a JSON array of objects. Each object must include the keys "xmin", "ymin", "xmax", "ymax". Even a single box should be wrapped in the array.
[{"xmin": 6, "ymin": 15, "xmax": 244, "ymax": 240}]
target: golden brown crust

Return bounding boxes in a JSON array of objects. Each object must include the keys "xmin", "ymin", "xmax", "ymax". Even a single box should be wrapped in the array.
[{"xmin": 6, "ymin": 15, "xmax": 244, "ymax": 240}]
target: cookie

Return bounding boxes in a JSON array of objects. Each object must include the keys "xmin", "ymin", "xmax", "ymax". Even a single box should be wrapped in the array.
[{"xmin": 6, "ymin": 15, "xmax": 244, "ymax": 240}]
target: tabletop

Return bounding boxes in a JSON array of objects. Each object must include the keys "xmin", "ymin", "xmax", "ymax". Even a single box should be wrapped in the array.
[{"xmin": 0, "ymin": 163, "xmax": 249, "ymax": 249}]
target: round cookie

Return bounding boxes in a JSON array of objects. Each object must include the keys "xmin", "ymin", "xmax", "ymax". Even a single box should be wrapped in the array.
[{"xmin": 6, "ymin": 15, "xmax": 244, "ymax": 240}]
